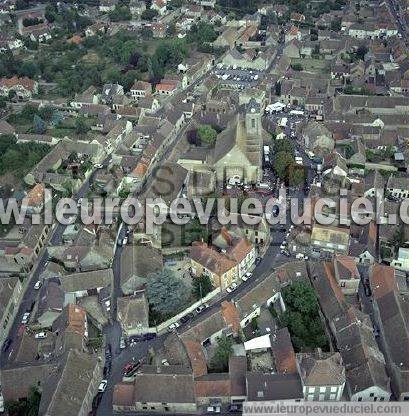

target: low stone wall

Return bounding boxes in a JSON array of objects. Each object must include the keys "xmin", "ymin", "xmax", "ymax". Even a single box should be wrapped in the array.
[{"xmin": 149, "ymin": 287, "xmax": 221, "ymax": 333}]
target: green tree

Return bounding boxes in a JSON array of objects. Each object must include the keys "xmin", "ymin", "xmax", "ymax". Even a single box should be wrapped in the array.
[
  {"xmin": 210, "ymin": 336, "xmax": 233, "ymax": 372},
  {"xmin": 330, "ymin": 18, "xmax": 341, "ymax": 31},
  {"xmin": 273, "ymin": 139, "xmax": 294, "ymax": 155},
  {"xmin": 141, "ymin": 9, "xmax": 158, "ymax": 21},
  {"xmin": 291, "ymin": 63, "xmax": 303, "ymax": 71},
  {"xmin": 278, "ymin": 282, "xmax": 328, "ymax": 351},
  {"xmin": 356, "ymin": 45, "xmax": 368, "ymax": 61},
  {"xmin": 166, "ymin": 23, "xmax": 176, "ymax": 37},
  {"xmin": 20, "ymin": 105, "xmax": 38, "ymax": 123},
  {"xmin": 6, "ymin": 386, "xmax": 41, "ymax": 416},
  {"xmin": 38, "ymin": 106, "xmax": 54, "ymax": 122},
  {"xmin": 197, "ymin": 125, "xmax": 217, "ymax": 146},
  {"xmin": 188, "ymin": 22, "xmax": 217, "ymax": 45},
  {"xmin": 146, "ymin": 269, "xmax": 190, "ymax": 316},
  {"xmin": 20, "ymin": 61, "xmax": 38, "ymax": 78},
  {"xmin": 33, "ymin": 115, "xmax": 47, "ymax": 134},
  {"xmin": 273, "ymin": 151, "xmax": 294, "ymax": 180},
  {"xmin": 75, "ymin": 117, "xmax": 89, "ymax": 135},
  {"xmin": 45, "ymin": 4, "xmax": 57, "ymax": 23},
  {"xmin": 193, "ymin": 274, "xmax": 214, "ymax": 300},
  {"xmin": 109, "ymin": 6, "xmax": 132, "ymax": 21},
  {"xmin": 289, "ymin": 165, "xmax": 305, "ymax": 187},
  {"xmin": 119, "ymin": 40, "xmax": 136, "ymax": 64}
]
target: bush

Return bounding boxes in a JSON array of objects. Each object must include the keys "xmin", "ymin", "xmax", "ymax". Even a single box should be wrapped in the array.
[
  {"xmin": 291, "ymin": 63, "xmax": 303, "ymax": 71},
  {"xmin": 197, "ymin": 125, "xmax": 217, "ymax": 146},
  {"xmin": 279, "ymin": 282, "xmax": 328, "ymax": 351}
]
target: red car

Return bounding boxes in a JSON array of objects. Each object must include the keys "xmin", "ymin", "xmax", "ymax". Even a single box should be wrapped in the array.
[{"xmin": 123, "ymin": 363, "xmax": 134, "ymax": 373}]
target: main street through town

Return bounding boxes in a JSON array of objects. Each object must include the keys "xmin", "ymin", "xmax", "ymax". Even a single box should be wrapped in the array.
[
  {"xmin": 96, "ymin": 101, "xmax": 319, "ymax": 416},
  {"xmin": 0, "ymin": 32, "xmax": 315, "ymax": 415}
]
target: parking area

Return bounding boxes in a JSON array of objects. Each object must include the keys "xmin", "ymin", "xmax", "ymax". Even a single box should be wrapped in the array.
[{"xmin": 213, "ymin": 67, "xmax": 263, "ymax": 89}]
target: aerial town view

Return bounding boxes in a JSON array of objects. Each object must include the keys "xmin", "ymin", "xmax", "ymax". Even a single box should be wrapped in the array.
[{"xmin": 0, "ymin": 0, "xmax": 408, "ymax": 415}]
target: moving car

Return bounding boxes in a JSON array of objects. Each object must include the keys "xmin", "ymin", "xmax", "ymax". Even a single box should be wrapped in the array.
[
  {"xmin": 35, "ymin": 332, "xmax": 47, "ymax": 339},
  {"xmin": 34, "ymin": 280, "xmax": 42, "ymax": 290},
  {"xmin": 94, "ymin": 163, "xmax": 104, "ymax": 169},
  {"xmin": 98, "ymin": 380, "xmax": 108, "ymax": 393}
]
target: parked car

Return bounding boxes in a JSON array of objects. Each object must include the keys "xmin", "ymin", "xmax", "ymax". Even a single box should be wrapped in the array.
[
  {"xmin": 207, "ymin": 406, "xmax": 221, "ymax": 413},
  {"xmin": 226, "ymin": 282, "xmax": 237, "ymax": 293},
  {"xmin": 364, "ymin": 284, "xmax": 372, "ymax": 297},
  {"xmin": 98, "ymin": 380, "xmax": 108, "ymax": 393},
  {"xmin": 242, "ymin": 274, "xmax": 250, "ymax": 282},
  {"xmin": 129, "ymin": 333, "xmax": 156, "ymax": 343},
  {"xmin": 103, "ymin": 363, "xmax": 111, "ymax": 377},
  {"xmin": 196, "ymin": 303, "xmax": 210, "ymax": 314},
  {"xmin": 2, "ymin": 338, "xmax": 12, "ymax": 353},
  {"xmin": 123, "ymin": 360, "xmax": 142, "ymax": 376},
  {"xmin": 180, "ymin": 313, "xmax": 194, "ymax": 324},
  {"xmin": 123, "ymin": 363, "xmax": 135, "ymax": 374},
  {"xmin": 119, "ymin": 337, "xmax": 126, "ymax": 349},
  {"xmin": 105, "ymin": 344, "xmax": 112, "ymax": 360},
  {"xmin": 34, "ymin": 280, "xmax": 42, "ymax": 290},
  {"xmin": 167, "ymin": 322, "xmax": 181, "ymax": 332},
  {"xmin": 228, "ymin": 404, "xmax": 242, "ymax": 412},
  {"xmin": 94, "ymin": 163, "xmax": 103, "ymax": 169},
  {"xmin": 21, "ymin": 312, "xmax": 30, "ymax": 324},
  {"xmin": 255, "ymin": 257, "xmax": 262, "ymax": 265},
  {"xmin": 35, "ymin": 332, "xmax": 47, "ymax": 339}
]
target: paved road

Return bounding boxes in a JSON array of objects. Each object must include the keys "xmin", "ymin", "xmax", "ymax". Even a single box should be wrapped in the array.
[
  {"xmin": 95, "ymin": 33, "xmax": 311, "ymax": 416},
  {"xmin": 0, "ymin": 156, "xmax": 112, "ymax": 365},
  {"xmin": 385, "ymin": 0, "xmax": 409, "ymax": 46}
]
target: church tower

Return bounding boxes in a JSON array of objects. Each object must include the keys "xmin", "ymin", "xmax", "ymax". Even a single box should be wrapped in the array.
[{"xmin": 245, "ymin": 98, "xmax": 262, "ymax": 138}]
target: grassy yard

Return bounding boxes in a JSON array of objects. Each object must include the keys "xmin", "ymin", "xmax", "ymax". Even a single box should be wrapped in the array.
[{"xmin": 291, "ymin": 57, "xmax": 330, "ymax": 72}]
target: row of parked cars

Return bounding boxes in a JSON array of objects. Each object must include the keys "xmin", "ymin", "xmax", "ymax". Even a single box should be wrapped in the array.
[
  {"xmin": 167, "ymin": 302, "xmax": 211, "ymax": 333},
  {"xmin": 226, "ymin": 270, "xmax": 254, "ymax": 293}
]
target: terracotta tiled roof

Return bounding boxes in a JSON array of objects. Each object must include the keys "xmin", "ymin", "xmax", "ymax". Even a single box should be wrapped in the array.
[
  {"xmin": 0, "ymin": 76, "xmax": 36, "ymax": 91},
  {"xmin": 195, "ymin": 373, "xmax": 231, "ymax": 397},
  {"xmin": 67, "ymin": 34, "xmax": 82, "ymax": 44},
  {"xmin": 25, "ymin": 183, "xmax": 45, "ymax": 207},
  {"xmin": 156, "ymin": 80, "xmax": 179, "ymax": 91},
  {"xmin": 271, "ymin": 328, "xmax": 297, "ymax": 375},
  {"xmin": 369, "ymin": 263, "xmax": 397, "ymax": 300},
  {"xmin": 112, "ymin": 383, "xmax": 135, "ymax": 407},
  {"xmin": 221, "ymin": 300, "xmax": 240, "ymax": 334},
  {"xmin": 190, "ymin": 243, "xmax": 236, "ymax": 276},
  {"xmin": 182, "ymin": 339, "xmax": 208, "ymax": 378},
  {"xmin": 66, "ymin": 304, "xmax": 87, "ymax": 337}
]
